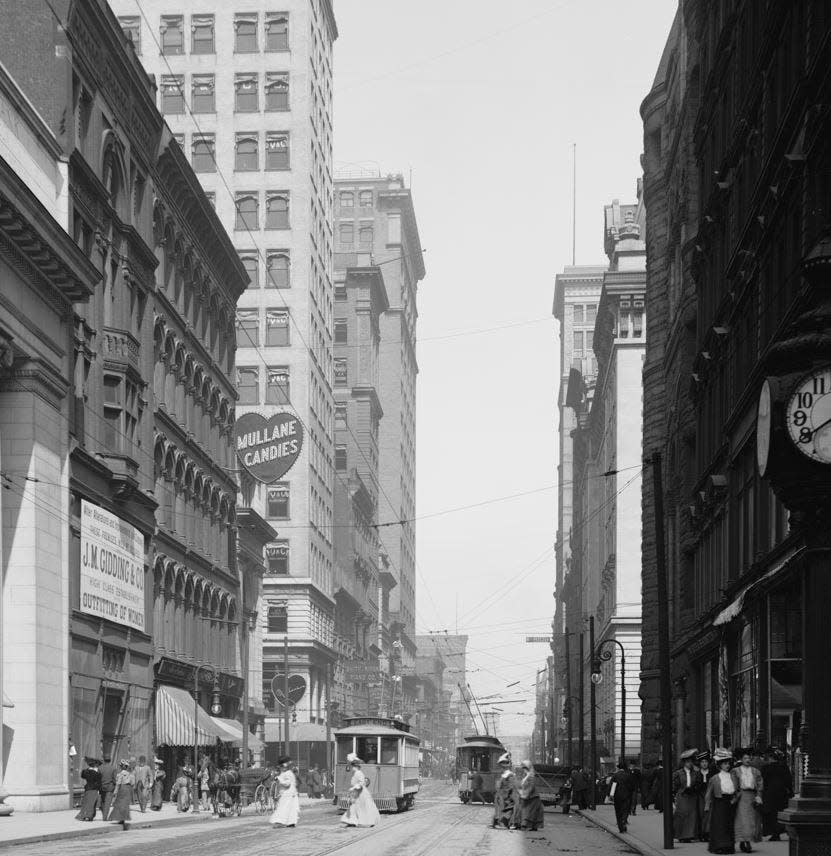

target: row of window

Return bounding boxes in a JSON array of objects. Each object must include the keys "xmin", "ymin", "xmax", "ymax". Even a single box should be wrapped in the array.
[
  {"xmin": 237, "ymin": 250, "xmax": 290, "ymax": 289},
  {"xmin": 573, "ymin": 303, "xmax": 597, "ymax": 325},
  {"xmin": 339, "ymin": 190, "xmax": 374, "ymax": 209},
  {"xmin": 161, "ymin": 72, "xmax": 289, "ymax": 115},
  {"xmin": 234, "ymin": 191, "xmax": 290, "ymax": 231},
  {"xmin": 236, "ymin": 308, "xmax": 291, "ymax": 348},
  {"xmin": 119, "ymin": 13, "xmax": 289, "ymax": 56},
  {"xmin": 181, "ymin": 131, "xmax": 290, "ymax": 174},
  {"xmin": 338, "ymin": 222, "xmax": 374, "ymax": 249},
  {"xmin": 237, "ymin": 365, "xmax": 290, "ymax": 405}
]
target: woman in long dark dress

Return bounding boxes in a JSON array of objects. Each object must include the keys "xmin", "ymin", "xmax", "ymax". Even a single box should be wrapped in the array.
[
  {"xmin": 673, "ymin": 749, "xmax": 703, "ymax": 842},
  {"xmin": 705, "ymin": 749, "xmax": 737, "ymax": 854},
  {"xmin": 491, "ymin": 754, "xmax": 517, "ymax": 829},
  {"xmin": 75, "ymin": 759, "xmax": 101, "ymax": 821},
  {"xmin": 108, "ymin": 760, "xmax": 134, "ymax": 824},
  {"xmin": 150, "ymin": 758, "xmax": 166, "ymax": 810},
  {"xmin": 518, "ymin": 760, "xmax": 545, "ymax": 831}
]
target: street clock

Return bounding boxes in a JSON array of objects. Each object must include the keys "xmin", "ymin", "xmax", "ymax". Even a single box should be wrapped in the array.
[{"xmin": 785, "ymin": 365, "xmax": 831, "ymax": 465}]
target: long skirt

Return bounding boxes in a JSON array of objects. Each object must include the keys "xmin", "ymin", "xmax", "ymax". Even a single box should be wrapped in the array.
[
  {"xmin": 342, "ymin": 788, "xmax": 379, "ymax": 828},
  {"xmin": 176, "ymin": 785, "xmax": 191, "ymax": 812},
  {"xmin": 150, "ymin": 780, "xmax": 164, "ymax": 810},
  {"xmin": 521, "ymin": 795, "xmax": 545, "ymax": 830},
  {"xmin": 270, "ymin": 791, "xmax": 300, "ymax": 826},
  {"xmin": 674, "ymin": 791, "xmax": 700, "ymax": 840},
  {"xmin": 708, "ymin": 796, "xmax": 735, "ymax": 854},
  {"xmin": 108, "ymin": 786, "xmax": 132, "ymax": 823},
  {"xmin": 75, "ymin": 790, "xmax": 99, "ymax": 821},
  {"xmin": 493, "ymin": 788, "xmax": 517, "ymax": 827},
  {"xmin": 733, "ymin": 791, "xmax": 761, "ymax": 843}
]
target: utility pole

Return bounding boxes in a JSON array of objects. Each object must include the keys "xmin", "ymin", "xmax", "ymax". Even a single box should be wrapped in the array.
[
  {"xmin": 653, "ymin": 451, "xmax": 674, "ymax": 849},
  {"xmin": 548, "ymin": 657, "xmax": 556, "ymax": 764},
  {"xmin": 589, "ymin": 615, "xmax": 597, "ymax": 810},
  {"xmin": 579, "ymin": 631, "xmax": 585, "ymax": 769}
]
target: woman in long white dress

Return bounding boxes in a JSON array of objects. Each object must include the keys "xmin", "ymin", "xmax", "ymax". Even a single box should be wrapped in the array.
[
  {"xmin": 269, "ymin": 756, "xmax": 300, "ymax": 828},
  {"xmin": 341, "ymin": 754, "xmax": 380, "ymax": 828}
]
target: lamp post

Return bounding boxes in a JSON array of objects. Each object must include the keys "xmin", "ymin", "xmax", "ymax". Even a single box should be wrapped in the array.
[
  {"xmin": 591, "ymin": 638, "xmax": 626, "ymax": 765},
  {"xmin": 193, "ymin": 664, "xmax": 222, "ymax": 814}
]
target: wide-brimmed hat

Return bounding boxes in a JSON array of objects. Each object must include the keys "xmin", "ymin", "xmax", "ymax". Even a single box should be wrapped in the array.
[
  {"xmin": 119, "ymin": 759, "xmax": 131, "ymax": 769},
  {"xmin": 713, "ymin": 747, "xmax": 732, "ymax": 763},
  {"xmin": 520, "ymin": 759, "xmax": 532, "ymax": 769},
  {"xmin": 153, "ymin": 757, "xmax": 164, "ymax": 765},
  {"xmin": 347, "ymin": 753, "xmax": 363, "ymax": 765},
  {"xmin": 680, "ymin": 748, "xmax": 698, "ymax": 761},
  {"xmin": 277, "ymin": 755, "xmax": 292, "ymax": 765},
  {"xmin": 497, "ymin": 753, "xmax": 511, "ymax": 765}
]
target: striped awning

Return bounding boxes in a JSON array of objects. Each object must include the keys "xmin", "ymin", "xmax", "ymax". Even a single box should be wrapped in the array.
[
  {"xmin": 211, "ymin": 716, "xmax": 265, "ymax": 752},
  {"xmin": 155, "ymin": 684, "xmax": 228, "ymax": 747}
]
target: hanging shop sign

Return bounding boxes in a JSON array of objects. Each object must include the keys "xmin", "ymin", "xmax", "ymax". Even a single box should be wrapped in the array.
[
  {"xmin": 79, "ymin": 500, "xmax": 145, "ymax": 632},
  {"xmin": 235, "ymin": 410, "xmax": 303, "ymax": 483}
]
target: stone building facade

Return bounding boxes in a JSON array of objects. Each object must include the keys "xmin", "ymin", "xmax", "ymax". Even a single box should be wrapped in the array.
[{"xmin": 640, "ymin": 0, "xmax": 830, "ymax": 773}]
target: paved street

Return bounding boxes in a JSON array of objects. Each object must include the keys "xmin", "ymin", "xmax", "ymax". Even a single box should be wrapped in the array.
[{"xmin": 0, "ymin": 784, "xmax": 635, "ymax": 856}]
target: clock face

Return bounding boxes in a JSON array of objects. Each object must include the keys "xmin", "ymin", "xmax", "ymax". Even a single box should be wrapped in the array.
[
  {"xmin": 786, "ymin": 366, "xmax": 831, "ymax": 464},
  {"xmin": 756, "ymin": 379, "xmax": 772, "ymax": 477}
]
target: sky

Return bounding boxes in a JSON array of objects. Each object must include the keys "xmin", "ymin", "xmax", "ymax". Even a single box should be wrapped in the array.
[{"xmin": 333, "ymin": 0, "xmax": 678, "ymax": 740}]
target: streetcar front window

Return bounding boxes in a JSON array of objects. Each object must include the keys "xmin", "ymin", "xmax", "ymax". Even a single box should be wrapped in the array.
[{"xmin": 355, "ymin": 737, "xmax": 378, "ymax": 764}]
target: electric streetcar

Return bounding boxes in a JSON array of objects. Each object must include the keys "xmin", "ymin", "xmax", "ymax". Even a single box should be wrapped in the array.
[{"xmin": 455, "ymin": 734, "xmax": 506, "ymax": 804}]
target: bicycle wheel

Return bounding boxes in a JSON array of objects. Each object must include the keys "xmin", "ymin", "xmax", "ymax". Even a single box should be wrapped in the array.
[{"xmin": 254, "ymin": 784, "xmax": 268, "ymax": 815}]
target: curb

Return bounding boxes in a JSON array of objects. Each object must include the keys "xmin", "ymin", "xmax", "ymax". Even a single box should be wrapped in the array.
[
  {"xmin": 0, "ymin": 800, "xmax": 335, "ymax": 849},
  {"xmin": 576, "ymin": 809, "xmax": 668, "ymax": 856}
]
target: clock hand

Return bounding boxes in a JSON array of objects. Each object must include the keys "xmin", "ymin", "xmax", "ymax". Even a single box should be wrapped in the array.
[{"xmin": 809, "ymin": 416, "xmax": 831, "ymax": 439}]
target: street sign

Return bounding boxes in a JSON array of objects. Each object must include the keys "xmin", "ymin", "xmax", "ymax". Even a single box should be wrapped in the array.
[
  {"xmin": 525, "ymin": 636, "xmax": 552, "ymax": 643},
  {"xmin": 271, "ymin": 673, "xmax": 306, "ymax": 708}
]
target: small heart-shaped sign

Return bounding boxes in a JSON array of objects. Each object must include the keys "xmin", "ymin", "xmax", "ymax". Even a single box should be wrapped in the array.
[{"xmin": 235, "ymin": 410, "xmax": 304, "ymax": 483}]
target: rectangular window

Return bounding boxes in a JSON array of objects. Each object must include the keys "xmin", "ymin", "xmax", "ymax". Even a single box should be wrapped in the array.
[
  {"xmin": 160, "ymin": 15, "xmax": 184, "ymax": 54},
  {"xmin": 119, "ymin": 16, "xmax": 140, "ymax": 52},
  {"xmin": 334, "ymin": 319, "xmax": 348, "ymax": 344},
  {"xmin": 267, "ymin": 605, "xmax": 288, "ymax": 633},
  {"xmin": 235, "ymin": 74, "xmax": 259, "ymax": 112},
  {"xmin": 235, "ymin": 193, "xmax": 258, "ymax": 230},
  {"xmin": 266, "ymin": 541, "xmax": 289, "ymax": 575},
  {"xmin": 235, "ymin": 133, "xmax": 259, "ymax": 170},
  {"xmin": 334, "ymin": 357, "xmax": 347, "ymax": 387},
  {"xmin": 239, "ymin": 253, "xmax": 259, "ymax": 288},
  {"xmin": 191, "ymin": 14, "xmax": 214, "ymax": 53},
  {"xmin": 334, "ymin": 445, "xmax": 347, "ymax": 471},
  {"xmin": 573, "ymin": 330, "xmax": 584, "ymax": 355},
  {"xmin": 236, "ymin": 309, "xmax": 259, "ymax": 347},
  {"xmin": 265, "ymin": 72, "xmax": 289, "ymax": 111},
  {"xmin": 335, "ymin": 283, "xmax": 347, "ymax": 301},
  {"xmin": 266, "ymin": 193, "xmax": 289, "ymax": 229},
  {"xmin": 266, "ymin": 367, "xmax": 290, "ymax": 404},
  {"xmin": 236, "ymin": 366, "xmax": 259, "ymax": 404},
  {"xmin": 191, "ymin": 134, "xmax": 215, "ymax": 172},
  {"xmin": 265, "ymin": 12, "xmax": 289, "ymax": 51},
  {"xmin": 267, "ymin": 483, "xmax": 290, "ymax": 518},
  {"xmin": 234, "ymin": 13, "xmax": 258, "ymax": 52},
  {"xmin": 102, "ymin": 374, "xmax": 122, "ymax": 450},
  {"xmin": 267, "ymin": 251, "xmax": 290, "ymax": 288},
  {"xmin": 340, "ymin": 191, "xmax": 354, "ymax": 209},
  {"xmin": 335, "ymin": 403, "xmax": 347, "ymax": 423},
  {"xmin": 191, "ymin": 74, "xmax": 215, "ymax": 113},
  {"xmin": 266, "ymin": 132, "xmax": 290, "ymax": 169},
  {"xmin": 573, "ymin": 304, "xmax": 584, "ymax": 324},
  {"xmin": 387, "ymin": 213, "xmax": 401, "ymax": 244},
  {"xmin": 339, "ymin": 222, "xmax": 354, "ymax": 246},
  {"xmin": 586, "ymin": 304, "xmax": 597, "ymax": 325},
  {"xmin": 266, "ymin": 309, "xmax": 290, "ymax": 346},
  {"xmin": 358, "ymin": 225, "xmax": 374, "ymax": 249},
  {"xmin": 359, "ymin": 190, "xmax": 373, "ymax": 209},
  {"xmin": 161, "ymin": 75, "xmax": 184, "ymax": 114}
]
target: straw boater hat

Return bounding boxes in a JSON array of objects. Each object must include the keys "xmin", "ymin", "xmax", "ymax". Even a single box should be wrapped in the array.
[
  {"xmin": 713, "ymin": 747, "xmax": 732, "ymax": 764},
  {"xmin": 680, "ymin": 748, "xmax": 698, "ymax": 761}
]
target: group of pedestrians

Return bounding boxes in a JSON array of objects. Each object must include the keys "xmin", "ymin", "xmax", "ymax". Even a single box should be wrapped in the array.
[{"xmin": 490, "ymin": 754, "xmax": 545, "ymax": 832}]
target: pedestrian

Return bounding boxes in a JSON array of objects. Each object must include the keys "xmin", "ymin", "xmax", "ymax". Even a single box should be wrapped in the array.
[
  {"xmin": 609, "ymin": 759, "xmax": 633, "ymax": 834},
  {"xmin": 133, "ymin": 755, "xmax": 151, "ymax": 813},
  {"xmin": 308, "ymin": 763, "xmax": 323, "ymax": 798},
  {"xmin": 705, "ymin": 748, "xmax": 737, "ymax": 854},
  {"xmin": 491, "ymin": 753, "xmax": 517, "ymax": 829},
  {"xmin": 760, "ymin": 748, "xmax": 791, "ymax": 842},
  {"xmin": 571, "ymin": 765, "xmax": 589, "ymax": 810},
  {"xmin": 627, "ymin": 760, "xmax": 642, "ymax": 817},
  {"xmin": 517, "ymin": 760, "xmax": 545, "ymax": 831},
  {"xmin": 108, "ymin": 759, "xmax": 134, "ymax": 826},
  {"xmin": 150, "ymin": 757, "xmax": 166, "ymax": 810},
  {"xmin": 697, "ymin": 751, "xmax": 714, "ymax": 841},
  {"xmin": 651, "ymin": 760, "xmax": 664, "ymax": 812},
  {"xmin": 75, "ymin": 757, "xmax": 101, "ymax": 821},
  {"xmin": 174, "ymin": 766, "xmax": 192, "ymax": 812},
  {"xmin": 198, "ymin": 756, "xmax": 214, "ymax": 811},
  {"xmin": 98, "ymin": 755, "xmax": 116, "ymax": 820},
  {"xmin": 470, "ymin": 769, "xmax": 485, "ymax": 804},
  {"xmin": 270, "ymin": 754, "xmax": 300, "ymax": 827},
  {"xmin": 559, "ymin": 773, "xmax": 573, "ymax": 814},
  {"xmin": 341, "ymin": 753, "xmax": 379, "ymax": 828},
  {"xmin": 673, "ymin": 748, "xmax": 703, "ymax": 842},
  {"xmin": 732, "ymin": 750, "xmax": 763, "ymax": 852}
]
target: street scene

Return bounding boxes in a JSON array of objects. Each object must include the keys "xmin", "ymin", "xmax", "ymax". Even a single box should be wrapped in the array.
[{"xmin": 1, "ymin": 0, "xmax": 830, "ymax": 854}]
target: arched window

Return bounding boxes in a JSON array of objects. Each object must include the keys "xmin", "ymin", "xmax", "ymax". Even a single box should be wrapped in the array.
[{"xmin": 266, "ymin": 251, "xmax": 290, "ymax": 288}]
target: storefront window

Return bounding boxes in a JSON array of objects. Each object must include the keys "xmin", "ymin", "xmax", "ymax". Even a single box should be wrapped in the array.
[
  {"xmin": 769, "ymin": 584, "xmax": 803, "ymax": 751},
  {"xmin": 731, "ymin": 616, "xmax": 758, "ymax": 748}
]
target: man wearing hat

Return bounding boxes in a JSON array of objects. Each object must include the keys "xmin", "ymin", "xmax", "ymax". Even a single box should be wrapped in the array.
[
  {"xmin": 760, "ymin": 748, "xmax": 791, "ymax": 842},
  {"xmin": 98, "ymin": 755, "xmax": 117, "ymax": 820},
  {"xmin": 673, "ymin": 748, "xmax": 703, "ymax": 842},
  {"xmin": 609, "ymin": 759, "xmax": 634, "ymax": 833}
]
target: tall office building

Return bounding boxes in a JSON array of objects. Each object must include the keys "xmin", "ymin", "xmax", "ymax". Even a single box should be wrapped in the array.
[
  {"xmin": 334, "ymin": 175, "xmax": 425, "ymax": 672},
  {"xmin": 108, "ymin": 1, "xmax": 338, "ymax": 759}
]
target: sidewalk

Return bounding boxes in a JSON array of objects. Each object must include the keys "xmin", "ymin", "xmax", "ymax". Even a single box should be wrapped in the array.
[
  {"xmin": 577, "ymin": 804, "xmax": 790, "ymax": 856},
  {"xmin": 0, "ymin": 794, "xmax": 331, "ymax": 849}
]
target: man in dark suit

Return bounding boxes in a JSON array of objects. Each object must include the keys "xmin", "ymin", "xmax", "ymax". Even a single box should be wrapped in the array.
[
  {"xmin": 98, "ymin": 755, "xmax": 117, "ymax": 820},
  {"xmin": 610, "ymin": 760, "xmax": 633, "ymax": 833},
  {"xmin": 761, "ymin": 749, "xmax": 793, "ymax": 841},
  {"xmin": 571, "ymin": 766, "xmax": 589, "ymax": 810}
]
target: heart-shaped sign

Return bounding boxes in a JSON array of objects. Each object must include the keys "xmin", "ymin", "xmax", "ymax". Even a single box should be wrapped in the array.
[{"xmin": 235, "ymin": 410, "xmax": 304, "ymax": 483}]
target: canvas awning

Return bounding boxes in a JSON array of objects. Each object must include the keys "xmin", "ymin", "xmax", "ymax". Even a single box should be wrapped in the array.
[
  {"xmin": 210, "ymin": 716, "xmax": 265, "ymax": 752},
  {"xmin": 155, "ymin": 684, "xmax": 228, "ymax": 747},
  {"xmin": 264, "ymin": 721, "xmax": 330, "ymax": 743},
  {"xmin": 2, "ymin": 690, "xmax": 13, "ymax": 708}
]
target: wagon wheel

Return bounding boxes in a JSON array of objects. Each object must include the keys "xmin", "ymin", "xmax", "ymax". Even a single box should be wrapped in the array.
[{"xmin": 254, "ymin": 784, "xmax": 269, "ymax": 815}]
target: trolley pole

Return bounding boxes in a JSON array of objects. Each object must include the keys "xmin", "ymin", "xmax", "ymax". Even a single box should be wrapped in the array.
[{"xmin": 283, "ymin": 636, "xmax": 290, "ymax": 759}]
